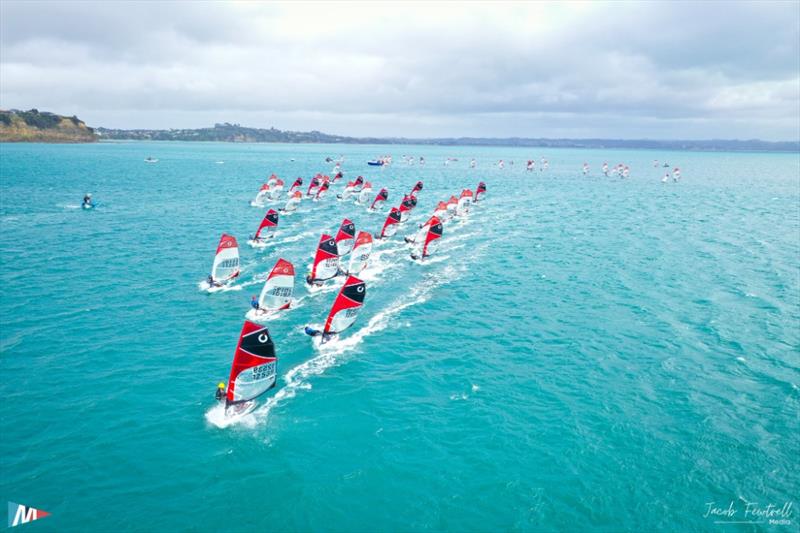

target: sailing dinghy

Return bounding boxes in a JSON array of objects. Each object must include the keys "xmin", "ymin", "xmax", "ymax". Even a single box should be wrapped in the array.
[
  {"xmin": 369, "ymin": 188, "xmax": 388, "ymax": 211},
  {"xmin": 219, "ymin": 321, "xmax": 277, "ymax": 420},
  {"xmin": 314, "ymin": 180, "xmax": 330, "ymax": 201},
  {"xmin": 251, "ymin": 184, "xmax": 270, "ymax": 207},
  {"xmin": 338, "ymin": 181, "xmax": 356, "ymax": 201},
  {"xmin": 475, "ymin": 182, "xmax": 486, "ymax": 202},
  {"xmin": 446, "ymin": 195, "xmax": 458, "ymax": 219},
  {"xmin": 399, "ymin": 195, "xmax": 416, "ymax": 222},
  {"xmin": 357, "ymin": 182, "xmax": 373, "ymax": 204},
  {"xmin": 248, "ymin": 209, "xmax": 279, "ymax": 247},
  {"xmin": 304, "ymin": 276, "xmax": 366, "ymax": 343},
  {"xmin": 335, "ymin": 218, "xmax": 356, "ymax": 256},
  {"xmin": 270, "ymin": 178, "xmax": 284, "ymax": 199},
  {"xmin": 288, "ymin": 177, "xmax": 303, "ymax": 195},
  {"xmin": 404, "ymin": 215, "xmax": 435, "ymax": 244},
  {"xmin": 432, "ymin": 201, "xmax": 448, "ymax": 220},
  {"xmin": 306, "ymin": 176, "xmax": 321, "ymax": 197},
  {"xmin": 342, "ymin": 231, "xmax": 373, "ymax": 275},
  {"xmin": 306, "ymin": 234, "xmax": 340, "ymax": 286},
  {"xmin": 377, "ymin": 207, "xmax": 401, "ymax": 239},
  {"xmin": 411, "ymin": 217, "xmax": 443, "ymax": 260},
  {"xmin": 205, "ymin": 234, "xmax": 240, "ymax": 289},
  {"xmin": 281, "ymin": 191, "xmax": 302, "ymax": 213},
  {"xmin": 247, "ymin": 258, "xmax": 294, "ymax": 321},
  {"xmin": 456, "ymin": 189, "xmax": 473, "ymax": 216}
]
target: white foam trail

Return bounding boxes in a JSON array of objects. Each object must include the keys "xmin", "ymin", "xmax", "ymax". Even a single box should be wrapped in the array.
[
  {"xmin": 304, "ymin": 278, "xmax": 342, "ymax": 296},
  {"xmin": 243, "ymin": 295, "xmax": 307, "ymax": 322},
  {"xmin": 247, "ymin": 238, "xmax": 277, "ymax": 249},
  {"xmin": 252, "ymin": 266, "xmax": 460, "ymax": 426},
  {"xmin": 274, "ymin": 229, "xmax": 317, "ymax": 245},
  {"xmin": 198, "ymin": 281, "xmax": 243, "ymax": 293},
  {"xmin": 205, "ymin": 403, "xmax": 258, "ymax": 429}
]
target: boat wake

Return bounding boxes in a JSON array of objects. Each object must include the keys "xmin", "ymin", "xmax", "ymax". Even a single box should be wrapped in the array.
[
  {"xmin": 198, "ymin": 281, "xmax": 243, "ymax": 293},
  {"xmin": 250, "ymin": 265, "xmax": 461, "ymax": 426}
]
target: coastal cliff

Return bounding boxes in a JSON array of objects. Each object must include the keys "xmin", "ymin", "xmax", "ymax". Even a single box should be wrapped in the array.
[{"xmin": 0, "ymin": 109, "xmax": 97, "ymax": 143}]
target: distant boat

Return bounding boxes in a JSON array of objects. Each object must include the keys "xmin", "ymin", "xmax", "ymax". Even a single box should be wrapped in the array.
[
  {"xmin": 144, "ymin": 157, "xmax": 158, "ymax": 163},
  {"xmin": 367, "ymin": 160, "xmax": 384, "ymax": 166}
]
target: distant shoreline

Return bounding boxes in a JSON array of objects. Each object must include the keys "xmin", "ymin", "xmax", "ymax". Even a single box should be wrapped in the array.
[
  {"xmin": 2, "ymin": 109, "xmax": 797, "ymax": 152},
  {"xmin": 89, "ymin": 137, "xmax": 800, "ymax": 154},
  {"xmin": 95, "ymin": 123, "xmax": 800, "ymax": 153}
]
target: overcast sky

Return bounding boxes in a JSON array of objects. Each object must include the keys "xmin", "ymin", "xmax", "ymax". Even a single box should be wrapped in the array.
[{"xmin": 1, "ymin": 1, "xmax": 798, "ymax": 140}]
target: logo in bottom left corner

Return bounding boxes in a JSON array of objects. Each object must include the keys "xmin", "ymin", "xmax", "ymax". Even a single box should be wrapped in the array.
[{"xmin": 7, "ymin": 502, "xmax": 50, "ymax": 528}]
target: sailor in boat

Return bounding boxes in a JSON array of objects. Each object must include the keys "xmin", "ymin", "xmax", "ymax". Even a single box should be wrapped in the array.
[
  {"xmin": 207, "ymin": 274, "xmax": 222, "ymax": 288},
  {"xmin": 250, "ymin": 295, "xmax": 260, "ymax": 312},
  {"xmin": 215, "ymin": 382, "xmax": 226, "ymax": 401},
  {"xmin": 82, "ymin": 193, "xmax": 93, "ymax": 208}
]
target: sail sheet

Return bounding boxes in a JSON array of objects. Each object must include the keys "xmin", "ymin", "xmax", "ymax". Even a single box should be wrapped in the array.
[
  {"xmin": 310, "ymin": 234, "xmax": 339, "ymax": 281},
  {"xmin": 340, "ymin": 182, "xmax": 355, "ymax": 200},
  {"xmin": 254, "ymin": 209, "xmax": 279, "ymax": 239},
  {"xmin": 315, "ymin": 181, "xmax": 330, "ymax": 200},
  {"xmin": 226, "ymin": 321, "xmax": 277, "ymax": 406},
  {"xmin": 410, "ymin": 216, "xmax": 435, "ymax": 243},
  {"xmin": 358, "ymin": 182, "xmax": 373, "ymax": 204},
  {"xmin": 283, "ymin": 191, "xmax": 302, "ymax": 212},
  {"xmin": 254, "ymin": 184, "xmax": 270, "ymax": 204},
  {"xmin": 335, "ymin": 218, "xmax": 356, "ymax": 256},
  {"xmin": 371, "ymin": 188, "xmax": 388, "ymax": 210},
  {"xmin": 433, "ymin": 201, "xmax": 448, "ymax": 219},
  {"xmin": 380, "ymin": 207, "xmax": 401, "ymax": 238},
  {"xmin": 457, "ymin": 189, "xmax": 473, "ymax": 216},
  {"xmin": 211, "ymin": 234, "xmax": 240, "ymax": 282},
  {"xmin": 258, "ymin": 258, "xmax": 294, "ymax": 310},
  {"xmin": 324, "ymin": 275, "xmax": 366, "ymax": 334},
  {"xmin": 416, "ymin": 216, "xmax": 443, "ymax": 258},
  {"xmin": 347, "ymin": 231, "xmax": 373, "ymax": 275},
  {"xmin": 289, "ymin": 177, "xmax": 303, "ymax": 194},
  {"xmin": 446, "ymin": 195, "xmax": 458, "ymax": 217},
  {"xmin": 307, "ymin": 177, "xmax": 320, "ymax": 197},
  {"xmin": 475, "ymin": 182, "xmax": 486, "ymax": 201},
  {"xmin": 270, "ymin": 179, "xmax": 284, "ymax": 199},
  {"xmin": 399, "ymin": 196, "xmax": 415, "ymax": 222}
]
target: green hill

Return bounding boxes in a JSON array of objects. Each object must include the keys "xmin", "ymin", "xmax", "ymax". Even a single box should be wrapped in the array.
[{"xmin": 0, "ymin": 109, "xmax": 97, "ymax": 143}]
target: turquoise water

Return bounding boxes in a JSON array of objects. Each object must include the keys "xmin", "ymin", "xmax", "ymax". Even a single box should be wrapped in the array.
[{"xmin": 1, "ymin": 142, "xmax": 798, "ymax": 531}]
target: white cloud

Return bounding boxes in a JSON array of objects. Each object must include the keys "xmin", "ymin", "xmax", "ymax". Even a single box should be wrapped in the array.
[{"xmin": 1, "ymin": 0, "xmax": 798, "ymax": 139}]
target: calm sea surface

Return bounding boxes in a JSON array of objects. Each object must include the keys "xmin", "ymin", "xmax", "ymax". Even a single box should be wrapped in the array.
[{"xmin": 1, "ymin": 142, "xmax": 798, "ymax": 531}]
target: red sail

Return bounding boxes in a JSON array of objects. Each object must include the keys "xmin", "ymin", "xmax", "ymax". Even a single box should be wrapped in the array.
[
  {"xmin": 422, "ymin": 216, "xmax": 444, "ymax": 258},
  {"xmin": 217, "ymin": 234, "xmax": 238, "ymax": 253},
  {"xmin": 226, "ymin": 321, "xmax": 277, "ymax": 406},
  {"xmin": 315, "ymin": 181, "xmax": 330, "ymax": 199},
  {"xmin": 307, "ymin": 176, "xmax": 320, "ymax": 196},
  {"xmin": 254, "ymin": 209, "xmax": 279, "ymax": 239},
  {"xmin": 335, "ymin": 218, "xmax": 356, "ymax": 255},
  {"xmin": 380, "ymin": 207, "xmax": 401, "ymax": 238},
  {"xmin": 323, "ymin": 275, "xmax": 366, "ymax": 334},
  {"xmin": 371, "ymin": 188, "xmax": 389, "ymax": 209},
  {"xmin": 310, "ymin": 234, "xmax": 339, "ymax": 280}
]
